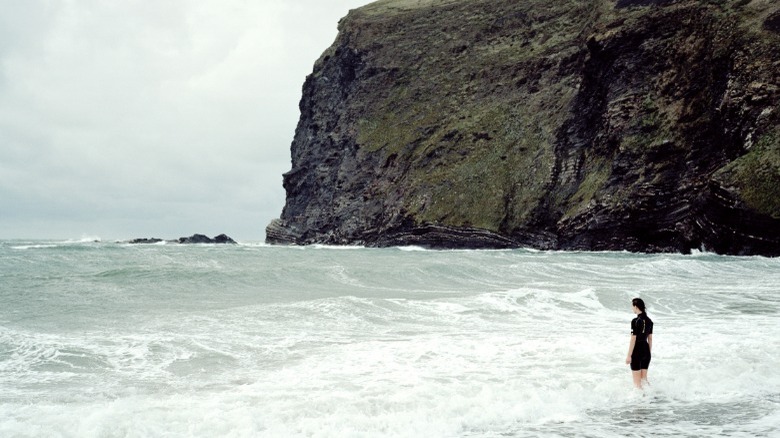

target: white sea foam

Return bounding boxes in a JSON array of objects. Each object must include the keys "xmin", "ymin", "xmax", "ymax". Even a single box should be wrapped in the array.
[
  {"xmin": 395, "ymin": 245, "xmax": 429, "ymax": 252},
  {"xmin": 10, "ymin": 244, "xmax": 59, "ymax": 250},
  {"xmin": 237, "ymin": 242, "xmax": 272, "ymax": 248},
  {"xmin": 66, "ymin": 236, "xmax": 102, "ymax": 244},
  {"xmin": 310, "ymin": 244, "xmax": 367, "ymax": 250}
]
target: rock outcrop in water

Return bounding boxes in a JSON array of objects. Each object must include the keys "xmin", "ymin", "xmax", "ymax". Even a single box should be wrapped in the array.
[
  {"xmin": 177, "ymin": 234, "xmax": 237, "ymax": 244},
  {"xmin": 267, "ymin": 0, "xmax": 780, "ymax": 256},
  {"xmin": 128, "ymin": 234, "xmax": 237, "ymax": 244},
  {"xmin": 128, "ymin": 238, "xmax": 165, "ymax": 244}
]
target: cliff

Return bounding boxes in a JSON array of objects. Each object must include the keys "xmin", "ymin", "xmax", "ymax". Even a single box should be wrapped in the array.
[{"xmin": 267, "ymin": 0, "xmax": 780, "ymax": 255}]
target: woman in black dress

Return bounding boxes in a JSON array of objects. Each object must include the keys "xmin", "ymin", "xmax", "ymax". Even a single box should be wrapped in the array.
[{"xmin": 625, "ymin": 297, "xmax": 653, "ymax": 389}]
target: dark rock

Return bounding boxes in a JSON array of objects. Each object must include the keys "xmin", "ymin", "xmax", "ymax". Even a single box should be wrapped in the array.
[
  {"xmin": 128, "ymin": 234, "xmax": 237, "ymax": 244},
  {"xmin": 177, "ymin": 234, "xmax": 238, "ymax": 244},
  {"xmin": 265, "ymin": 219, "xmax": 302, "ymax": 245},
  {"xmin": 213, "ymin": 234, "xmax": 237, "ymax": 244},
  {"xmin": 178, "ymin": 234, "xmax": 212, "ymax": 244},
  {"xmin": 267, "ymin": 0, "xmax": 780, "ymax": 256},
  {"xmin": 765, "ymin": 10, "xmax": 780, "ymax": 34},
  {"xmin": 372, "ymin": 224, "xmax": 521, "ymax": 249},
  {"xmin": 129, "ymin": 238, "xmax": 163, "ymax": 244},
  {"xmin": 615, "ymin": 0, "xmax": 676, "ymax": 9}
]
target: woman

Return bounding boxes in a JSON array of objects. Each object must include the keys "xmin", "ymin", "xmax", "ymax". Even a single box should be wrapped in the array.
[{"xmin": 625, "ymin": 297, "xmax": 653, "ymax": 389}]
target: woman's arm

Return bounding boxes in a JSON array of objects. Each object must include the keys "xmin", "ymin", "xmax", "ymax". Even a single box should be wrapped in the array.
[
  {"xmin": 647, "ymin": 334, "xmax": 653, "ymax": 352},
  {"xmin": 625, "ymin": 335, "xmax": 636, "ymax": 364}
]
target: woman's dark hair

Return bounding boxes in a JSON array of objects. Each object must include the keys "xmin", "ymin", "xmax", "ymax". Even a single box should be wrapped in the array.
[{"xmin": 632, "ymin": 298, "xmax": 646, "ymax": 314}]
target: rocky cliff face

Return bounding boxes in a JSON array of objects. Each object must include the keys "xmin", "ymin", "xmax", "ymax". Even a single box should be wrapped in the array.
[{"xmin": 267, "ymin": 0, "xmax": 780, "ymax": 255}]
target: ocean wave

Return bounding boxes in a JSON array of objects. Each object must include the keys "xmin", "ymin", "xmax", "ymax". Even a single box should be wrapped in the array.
[
  {"xmin": 1, "ymin": 242, "xmax": 778, "ymax": 436},
  {"xmin": 65, "ymin": 236, "xmax": 102, "ymax": 244}
]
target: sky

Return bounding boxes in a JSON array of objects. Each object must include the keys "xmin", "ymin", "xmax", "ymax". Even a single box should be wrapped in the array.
[{"xmin": 0, "ymin": 0, "xmax": 373, "ymax": 242}]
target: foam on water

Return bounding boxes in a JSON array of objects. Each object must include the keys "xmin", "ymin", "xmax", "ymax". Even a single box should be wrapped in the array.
[{"xmin": 0, "ymin": 242, "xmax": 778, "ymax": 437}]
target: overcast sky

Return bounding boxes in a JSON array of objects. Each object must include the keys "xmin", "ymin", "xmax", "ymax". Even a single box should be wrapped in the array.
[{"xmin": 0, "ymin": 0, "xmax": 373, "ymax": 241}]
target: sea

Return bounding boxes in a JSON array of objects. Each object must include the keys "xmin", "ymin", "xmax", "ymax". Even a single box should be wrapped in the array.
[{"xmin": 1, "ymin": 239, "xmax": 778, "ymax": 437}]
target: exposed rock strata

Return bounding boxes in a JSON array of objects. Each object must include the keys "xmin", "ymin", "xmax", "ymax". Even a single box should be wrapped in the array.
[{"xmin": 268, "ymin": 0, "xmax": 780, "ymax": 255}]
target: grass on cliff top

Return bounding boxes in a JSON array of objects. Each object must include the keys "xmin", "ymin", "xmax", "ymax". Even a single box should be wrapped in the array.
[{"xmin": 358, "ymin": 0, "xmax": 462, "ymax": 14}]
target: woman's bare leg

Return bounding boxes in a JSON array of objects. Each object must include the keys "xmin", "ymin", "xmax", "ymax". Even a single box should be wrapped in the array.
[
  {"xmin": 632, "ymin": 370, "xmax": 643, "ymax": 388},
  {"xmin": 640, "ymin": 369, "xmax": 649, "ymax": 386}
]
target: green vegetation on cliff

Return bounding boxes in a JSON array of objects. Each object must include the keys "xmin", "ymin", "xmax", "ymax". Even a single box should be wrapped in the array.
[
  {"xmin": 349, "ymin": 0, "xmax": 599, "ymax": 231},
  {"xmin": 715, "ymin": 127, "xmax": 780, "ymax": 219}
]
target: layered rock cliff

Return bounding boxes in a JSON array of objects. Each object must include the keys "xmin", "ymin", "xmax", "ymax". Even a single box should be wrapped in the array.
[{"xmin": 267, "ymin": 0, "xmax": 780, "ymax": 255}]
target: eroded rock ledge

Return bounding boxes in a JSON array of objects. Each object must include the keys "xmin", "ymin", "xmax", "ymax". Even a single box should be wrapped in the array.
[{"xmin": 268, "ymin": 0, "xmax": 780, "ymax": 255}]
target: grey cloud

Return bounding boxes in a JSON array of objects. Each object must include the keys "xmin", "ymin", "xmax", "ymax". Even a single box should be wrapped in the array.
[{"xmin": 0, "ymin": 0, "xmax": 372, "ymax": 240}]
